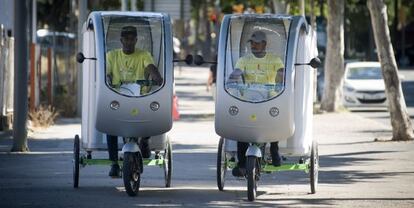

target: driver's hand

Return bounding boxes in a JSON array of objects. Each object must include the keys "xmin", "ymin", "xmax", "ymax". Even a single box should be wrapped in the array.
[
  {"xmin": 228, "ymin": 68, "xmax": 243, "ymax": 83},
  {"xmin": 145, "ymin": 64, "xmax": 163, "ymax": 85},
  {"xmin": 106, "ymin": 74, "xmax": 115, "ymax": 87},
  {"xmin": 150, "ymin": 69, "xmax": 163, "ymax": 85}
]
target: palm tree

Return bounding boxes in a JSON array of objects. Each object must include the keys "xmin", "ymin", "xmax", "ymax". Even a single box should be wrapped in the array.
[{"xmin": 367, "ymin": 0, "xmax": 413, "ymax": 141}]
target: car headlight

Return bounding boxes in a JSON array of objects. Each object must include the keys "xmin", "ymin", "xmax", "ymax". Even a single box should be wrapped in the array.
[{"xmin": 344, "ymin": 86, "xmax": 355, "ymax": 92}]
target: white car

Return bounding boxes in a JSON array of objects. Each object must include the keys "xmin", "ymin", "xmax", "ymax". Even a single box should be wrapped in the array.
[{"xmin": 342, "ymin": 62, "xmax": 388, "ymax": 108}]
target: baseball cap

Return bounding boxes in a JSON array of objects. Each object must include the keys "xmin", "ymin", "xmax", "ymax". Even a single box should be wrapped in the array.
[
  {"xmin": 121, "ymin": 26, "xmax": 137, "ymax": 37},
  {"xmin": 248, "ymin": 31, "xmax": 266, "ymax": 43}
]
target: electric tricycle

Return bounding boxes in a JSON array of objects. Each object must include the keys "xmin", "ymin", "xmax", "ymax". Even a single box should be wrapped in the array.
[
  {"xmin": 73, "ymin": 12, "xmax": 188, "ymax": 196},
  {"xmin": 211, "ymin": 14, "xmax": 320, "ymax": 201}
]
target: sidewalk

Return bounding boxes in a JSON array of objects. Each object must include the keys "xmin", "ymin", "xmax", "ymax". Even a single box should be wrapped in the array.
[{"xmin": 174, "ymin": 66, "xmax": 215, "ymax": 118}]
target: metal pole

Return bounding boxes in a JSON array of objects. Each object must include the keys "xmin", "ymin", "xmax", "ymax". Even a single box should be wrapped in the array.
[
  {"xmin": 77, "ymin": 0, "xmax": 87, "ymax": 117},
  {"xmin": 12, "ymin": 0, "xmax": 29, "ymax": 152},
  {"xmin": 32, "ymin": 0, "xmax": 36, "ymax": 44}
]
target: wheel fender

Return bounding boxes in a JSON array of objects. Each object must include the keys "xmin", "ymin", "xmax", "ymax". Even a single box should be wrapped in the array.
[
  {"xmin": 245, "ymin": 145, "xmax": 262, "ymax": 158},
  {"xmin": 122, "ymin": 142, "xmax": 140, "ymax": 153}
]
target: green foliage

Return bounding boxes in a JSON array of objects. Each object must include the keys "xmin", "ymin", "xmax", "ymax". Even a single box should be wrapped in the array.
[{"xmin": 37, "ymin": 0, "xmax": 70, "ymax": 31}]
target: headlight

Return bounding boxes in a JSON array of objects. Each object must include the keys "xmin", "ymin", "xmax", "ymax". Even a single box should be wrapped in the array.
[
  {"xmin": 229, "ymin": 106, "xmax": 239, "ymax": 116},
  {"xmin": 150, "ymin": 101, "xmax": 160, "ymax": 111},
  {"xmin": 269, "ymin": 107, "xmax": 279, "ymax": 117},
  {"xmin": 110, "ymin": 101, "xmax": 120, "ymax": 110},
  {"xmin": 344, "ymin": 86, "xmax": 355, "ymax": 92}
]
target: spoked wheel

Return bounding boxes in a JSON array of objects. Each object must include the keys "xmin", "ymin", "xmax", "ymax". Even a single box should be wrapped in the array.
[
  {"xmin": 310, "ymin": 140, "xmax": 319, "ymax": 194},
  {"xmin": 246, "ymin": 156, "xmax": 259, "ymax": 201},
  {"xmin": 73, "ymin": 135, "xmax": 80, "ymax": 188},
  {"xmin": 216, "ymin": 137, "xmax": 227, "ymax": 191},
  {"xmin": 123, "ymin": 152, "xmax": 142, "ymax": 196},
  {"xmin": 163, "ymin": 139, "xmax": 172, "ymax": 187}
]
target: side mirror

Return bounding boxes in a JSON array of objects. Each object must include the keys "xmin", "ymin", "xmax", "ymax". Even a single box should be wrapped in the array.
[
  {"xmin": 309, "ymin": 57, "xmax": 322, "ymax": 68},
  {"xmin": 173, "ymin": 54, "xmax": 193, "ymax": 65},
  {"xmin": 295, "ymin": 57, "xmax": 321, "ymax": 69},
  {"xmin": 193, "ymin": 55, "xmax": 217, "ymax": 66},
  {"xmin": 184, "ymin": 54, "xmax": 193, "ymax": 65},
  {"xmin": 76, "ymin": 52, "xmax": 85, "ymax": 63},
  {"xmin": 76, "ymin": 52, "xmax": 96, "ymax": 63},
  {"xmin": 194, "ymin": 55, "xmax": 204, "ymax": 66}
]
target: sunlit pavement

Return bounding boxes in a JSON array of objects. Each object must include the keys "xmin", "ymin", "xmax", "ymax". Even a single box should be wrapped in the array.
[{"xmin": 0, "ymin": 66, "xmax": 413, "ymax": 207}]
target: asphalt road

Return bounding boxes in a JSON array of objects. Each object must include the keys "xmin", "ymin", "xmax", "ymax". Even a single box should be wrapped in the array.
[{"xmin": 0, "ymin": 67, "xmax": 413, "ymax": 207}]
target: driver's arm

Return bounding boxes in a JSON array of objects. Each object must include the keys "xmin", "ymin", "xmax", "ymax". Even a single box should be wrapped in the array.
[
  {"xmin": 106, "ymin": 52, "xmax": 120, "ymax": 89},
  {"xmin": 144, "ymin": 64, "xmax": 163, "ymax": 85}
]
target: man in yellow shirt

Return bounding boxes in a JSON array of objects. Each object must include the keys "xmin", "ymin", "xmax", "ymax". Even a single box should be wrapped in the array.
[
  {"xmin": 229, "ymin": 30, "xmax": 284, "ymax": 177},
  {"xmin": 106, "ymin": 26, "xmax": 162, "ymax": 177},
  {"xmin": 106, "ymin": 26, "xmax": 162, "ymax": 92}
]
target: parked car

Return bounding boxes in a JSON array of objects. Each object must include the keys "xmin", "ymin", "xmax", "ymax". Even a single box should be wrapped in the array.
[{"xmin": 342, "ymin": 61, "xmax": 387, "ymax": 108}]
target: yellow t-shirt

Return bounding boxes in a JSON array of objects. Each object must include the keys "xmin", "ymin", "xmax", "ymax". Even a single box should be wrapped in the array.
[
  {"xmin": 235, "ymin": 53, "xmax": 284, "ymax": 84},
  {"xmin": 106, "ymin": 49, "xmax": 154, "ymax": 87}
]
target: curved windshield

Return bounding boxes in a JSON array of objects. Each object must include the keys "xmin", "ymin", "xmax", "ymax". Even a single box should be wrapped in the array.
[
  {"xmin": 224, "ymin": 15, "xmax": 290, "ymax": 102},
  {"xmin": 103, "ymin": 15, "xmax": 164, "ymax": 97},
  {"xmin": 347, "ymin": 67, "xmax": 382, "ymax": 80}
]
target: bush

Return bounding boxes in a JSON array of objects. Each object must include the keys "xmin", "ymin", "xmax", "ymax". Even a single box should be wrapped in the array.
[{"xmin": 28, "ymin": 105, "xmax": 59, "ymax": 128}]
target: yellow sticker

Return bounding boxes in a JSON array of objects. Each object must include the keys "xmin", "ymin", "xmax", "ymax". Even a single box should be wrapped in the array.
[
  {"xmin": 250, "ymin": 114, "xmax": 257, "ymax": 121},
  {"xmin": 130, "ymin": 108, "xmax": 139, "ymax": 116}
]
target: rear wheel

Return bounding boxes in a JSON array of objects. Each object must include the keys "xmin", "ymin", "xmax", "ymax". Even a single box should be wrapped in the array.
[
  {"xmin": 123, "ymin": 152, "xmax": 141, "ymax": 196},
  {"xmin": 163, "ymin": 139, "xmax": 172, "ymax": 187},
  {"xmin": 310, "ymin": 141, "xmax": 319, "ymax": 194},
  {"xmin": 246, "ymin": 156, "xmax": 258, "ymax": 201},
  {"xmin": 216, "ymin": 137, "xmax": 227, "ymax": 191},
  {"xmin": 73, "ymin": 135, "xmax": 80, "ymax": 188}
]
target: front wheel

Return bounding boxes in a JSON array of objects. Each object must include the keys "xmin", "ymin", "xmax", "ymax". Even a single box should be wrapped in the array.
[
  {"xmin": 73, "ymin": 135, "xmax": 80, "ymax": 188},
  {"xmin": 310, "ymin": 140, "xmax": 319, "ymax": 194},
  {"xmin": 216, "ymin": 137, "xmax": 227, "ymax": 191},
  {"xmin": 163, "ymin": 139, "xmax": 172, "ymax": 187},
  {"xmin": 123, "ymin": 152, "xmax": 142, "ymax": 196},
  {"xmin": 246, "ymin": 156, "xmax": 258, "ymax": 201}
]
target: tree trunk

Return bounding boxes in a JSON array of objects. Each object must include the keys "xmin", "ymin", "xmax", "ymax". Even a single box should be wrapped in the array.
[
  {"xmin": 367, "ymin": 0, "xmax": 414, "ymax": 141},
  {"xmin": 320, "ymin": 0, "xmax": 344, "ymax": 112},
  {"xmin": 11, "ymin": 0, "xmax": 29, "ymax": 152},
  {"xmin": 272, "ymin": 0, "xmax": 289, "ymax": 14}
]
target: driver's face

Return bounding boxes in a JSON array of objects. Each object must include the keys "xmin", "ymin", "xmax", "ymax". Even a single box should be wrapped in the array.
[
  {"xmin": 250, "ymin": 41, "xmax": 266, "ymax": 55},
  {"xmin": 120, "ymin": 34, "xmax": 137, "ymax": 54}
]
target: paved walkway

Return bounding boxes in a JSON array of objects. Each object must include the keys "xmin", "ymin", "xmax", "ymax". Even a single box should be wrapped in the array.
[{"xmin": 0, "ymin": 66, "xmax": 413, "ymax": 207}]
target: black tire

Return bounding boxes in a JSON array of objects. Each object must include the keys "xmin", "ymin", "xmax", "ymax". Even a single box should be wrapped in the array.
[
  {"xmin": 246, "ymin": 156, "xmax": 258, "ymax": 201},
  {"xmin": 73, "ymin": 135, "xmax": 80, "ymax": 188},
  {"xmin": 310, "ymin": 140, "xmax": 319, "ymax": 194},
  {"xmin": 216, "ymin": 137, "xmax": 227, "ymax": 191},
  {"xmin": 163, "ymin": 140, "xmax": 172, "ymax": 187},
  {"xmin": 123, "ymin": 152, "xmax": 141, "ymax": 196}
]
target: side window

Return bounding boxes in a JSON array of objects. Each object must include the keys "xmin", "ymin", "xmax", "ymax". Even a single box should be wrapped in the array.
[
  {"xmin": 103, "ymin": 15, "xmax": 164, "ymax": 97},
  {"xmin": 224, "ymin": 16, "xmax": 290, "ymax": 103}
]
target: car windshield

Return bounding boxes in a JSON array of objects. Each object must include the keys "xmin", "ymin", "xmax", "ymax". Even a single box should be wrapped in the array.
[{"xmin": 347, "ymin": 66, "xmax": 382, "ymax": 80}]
